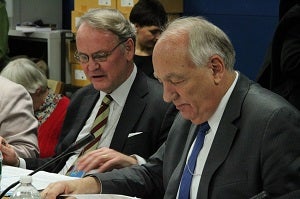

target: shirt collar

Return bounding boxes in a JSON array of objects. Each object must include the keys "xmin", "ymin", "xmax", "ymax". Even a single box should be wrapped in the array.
[
  {"xmin": 99, "ymin": 65, "xmax": 137, "ymax": 107},
  {"xmin": 208, "ymin": 71, "xmax": 239, "ymax": 132}
]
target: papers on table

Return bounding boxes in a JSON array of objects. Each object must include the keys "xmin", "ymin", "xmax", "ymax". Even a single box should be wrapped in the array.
[
  {"xmin": 1, "ymin": 165, "xmax": 78, "ymax": 195},
  {"xmin": 58, "ymin": 194, "xmax": 140, "ymax": 199},
  {"xmin": 1, "ymin": 166, "xmax": 139, "ymax": 198}
]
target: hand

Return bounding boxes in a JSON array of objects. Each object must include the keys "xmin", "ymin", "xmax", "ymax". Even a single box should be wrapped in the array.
[
  {"xmin": 76, "ymin": 147, "xmax": 138, "ymax": 173},
  {"xmin": 41, "ymin": 177, "xmax": 101, "ymax": 199},
  {"xmin": 0, "ymin": 136, "xmax": 19, "ymax": 166}
]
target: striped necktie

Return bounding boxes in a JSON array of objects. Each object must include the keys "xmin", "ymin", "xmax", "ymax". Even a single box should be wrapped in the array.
[
  {"xmin": 178, "ymin": 121, "xmax": 210, "ymax": 199},
  {"xmin": 82, "ymin": 95, "xmax": 113, "ymax": 153},
  {"xmin": 66, "ymin": 95, "xmax": 113, "ymax": 177}
]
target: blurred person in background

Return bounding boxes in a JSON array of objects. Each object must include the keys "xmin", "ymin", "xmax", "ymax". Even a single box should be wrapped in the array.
[
  {"xmin": 129, "ymin": 0, "xmax": 168, "ymax": 79},
  {"xmin": 1, "ymin": 58, "xmax": 70, "ymax": 158},
  {"xmin": 0, "ymin": 76, "xmax": 39, "ymax": 161},
  {"xmin": 257, "ymin": 0, "xmax": 300, "ymax": 110}
]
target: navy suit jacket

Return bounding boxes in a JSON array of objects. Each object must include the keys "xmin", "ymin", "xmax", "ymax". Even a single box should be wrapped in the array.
[
  {"xmin": 25, "ymin": 70, "xmax": 177, "ymax": 173},
  {"xmin": 97, "ymin": 73, "xmax": 300, "ymax": 199}
]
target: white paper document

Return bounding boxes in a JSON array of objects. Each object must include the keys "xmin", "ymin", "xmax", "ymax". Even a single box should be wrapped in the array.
[
  {"xmin": 58, "ymin": 194, "xmax": 139, "ymax": 199},
  {"xmin": 1, "ymin": 166, "xmax": 138, "ymax": 198},
  {"xmin": 1, "ymin": 165, "xmax": 78, "ymax": 195}
]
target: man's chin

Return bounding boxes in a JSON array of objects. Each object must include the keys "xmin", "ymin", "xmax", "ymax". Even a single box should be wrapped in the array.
[
  {"xmin": 179, "ymin": 111, "xmax": 191, "ymax": 120},
  {"xmin": 92, "ymin": 83, "xmax": 110, "ymax": 93},
  {"xmin": 180, "ymin": 112, "xmax": 201, "ymax": 124}
]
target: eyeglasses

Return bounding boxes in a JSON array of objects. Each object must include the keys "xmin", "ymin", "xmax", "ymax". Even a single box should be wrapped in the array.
[{"xmin": 74, "ymin": 39, "xmax": 127, "ymax": 64}]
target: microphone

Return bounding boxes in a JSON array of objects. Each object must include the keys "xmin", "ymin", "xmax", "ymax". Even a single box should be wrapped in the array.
[
  {"xmin": 63, "ymin": 133, "xmax": 95, "ymax": 155},
  {"xmin": 0, "ymin": 133, "xmax": 95, "ymax": 198}
]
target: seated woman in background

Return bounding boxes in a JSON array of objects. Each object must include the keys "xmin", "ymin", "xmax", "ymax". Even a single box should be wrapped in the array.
[
  {"xmin": 1, "ymin": 58, "xmax": 70, "ymax": 158},
  {"xmin": 0, "ymin": 76, "xmax": 39, "ymax": 159}
]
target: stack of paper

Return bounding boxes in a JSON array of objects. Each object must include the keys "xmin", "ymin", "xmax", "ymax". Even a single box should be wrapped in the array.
[{"xmin": 1, "ymin": 165, "xmax": 78, "ymax": 195}]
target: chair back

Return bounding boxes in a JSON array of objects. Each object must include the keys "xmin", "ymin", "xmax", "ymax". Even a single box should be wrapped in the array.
[{"xmin": 47, "ymin": 79, "xmax": 64, "ymax": 94}]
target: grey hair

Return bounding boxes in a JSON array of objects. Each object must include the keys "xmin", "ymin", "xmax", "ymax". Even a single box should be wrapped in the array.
[
  {"xmin": 160, "ymin": 16, "xmax": 236, "ymax": 70},
  {"xmin": 77, "ymin": 8, "xmax": 136, "ymax": 42},
  {"xmin": 1, "ymin": 58, "xmax": 48, "ymax": 93}
]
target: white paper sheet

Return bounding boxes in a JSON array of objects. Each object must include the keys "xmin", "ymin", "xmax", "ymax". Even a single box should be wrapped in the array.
[
  {"xmin": 59, "ymin": 194, "xmax": 139, "ymax": 199},
  {"xmin": 1, "ymin": 165, "xmax": 78, "ymax": 195},
  {"xmin": 1, "ymin": 166, "xmax": 139, "ymax": 198}
]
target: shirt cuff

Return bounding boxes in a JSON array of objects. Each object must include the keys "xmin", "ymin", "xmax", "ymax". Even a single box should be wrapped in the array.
[
  {"xmin": 131, "ymin": 154, "xmax": 146, "ymax": 165},
  {"xmin": 19, "ymin": 158, "xmax": 26, "ymax": 169}
]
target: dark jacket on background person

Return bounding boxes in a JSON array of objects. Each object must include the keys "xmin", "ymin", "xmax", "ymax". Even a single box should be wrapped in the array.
[{"xmin": 256, "ymin": 2, "xmax": 300, "ymax": 110}]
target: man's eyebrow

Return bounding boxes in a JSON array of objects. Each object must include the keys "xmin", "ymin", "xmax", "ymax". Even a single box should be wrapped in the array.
[
  {"xmin": 165, "ymin": 73, "xmax": 185, "ymax": 80},
  {"xmin": 93, "ymin": 49, "xmax": 110, "ymax": 54},
  {"xmin": 77, "ymin": 49, "xmax": 109, "ymax": 55},
  {"xmin": 154, "ymin": 71, "xmax": 185, "ymax": 81}
]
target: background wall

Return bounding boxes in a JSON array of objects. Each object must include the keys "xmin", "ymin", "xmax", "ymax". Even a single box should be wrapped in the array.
[
  {"xmin": 183, "ymin": 0, "xmax": 280, "ymax": 80},
  {"xmin": 6, "ymin": 0, "xmax": 62, "ymax": 29}
]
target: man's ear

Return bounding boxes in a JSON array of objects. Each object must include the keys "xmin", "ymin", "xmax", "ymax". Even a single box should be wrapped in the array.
[
  {"xmin": 209, "ymin": 55, "xmax": 225, "ymax": 85},
  {"xmin": 34, "ymin": 87, "xmax": 43, "ymax": 95},
  {"xmin": 125, "ymin": 38, "xmax": 135, "ymax": 51},
  {"xmin": 124, "ymin": 38, "xmax": 135, "ymax": 59},
  {"xmin": 134, "ymin": 23, "xmax": 141, "ymax": 32}
]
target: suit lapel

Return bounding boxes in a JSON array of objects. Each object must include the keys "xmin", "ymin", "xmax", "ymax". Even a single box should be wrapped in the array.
[
  {"xmin": 197, "ymin": 73, "xmax": 250, "ymax": 198},
  {"xmin": 54, "ymin": 87, "xmax": 99, "ymax": 171},
  {"xmin": 198, "ymin": 122, "xmax": 237, "ymax": 198},
  {"xmin": 73, "ymin": 90, "xmax": 100, "ymax": 137},
  {"xmin": 164, "ymin": 124, "xmax": 198, "ymax": 198},
  {"xmin": 58, "ymin": 87, "xmax": 99, "ymax": 153},
  {"xmin": 178, "ymin": 124, "xmax": 198, "ymax": 178},
  {"xmin": 110, "ymin": 71, "xmax": 148, "ymax": 151}
]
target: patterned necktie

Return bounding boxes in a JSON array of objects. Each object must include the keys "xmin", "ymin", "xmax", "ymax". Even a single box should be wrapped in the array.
[
  {"xmin": 81, "ymin": 95, "xmax": 113, "ymax": 153},
  {"xmin": 66, "ymin": 95, "xmax": 113, "ymax": 177},
  {"xmin": 178, "ymin": 121, "xmax": 210, "ymax": 199}
]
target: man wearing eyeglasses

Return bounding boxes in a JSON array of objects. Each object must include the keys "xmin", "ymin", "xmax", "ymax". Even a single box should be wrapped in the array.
[{"xmin": 3, "ymin": 8, "xmax": 176, "ymax": 180}]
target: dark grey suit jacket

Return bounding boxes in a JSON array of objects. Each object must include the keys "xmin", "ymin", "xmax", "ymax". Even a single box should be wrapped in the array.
[
  {"xmin": 25, "ymin": 70, "xmax": 177, "ymax": 173},
  {"xmin": 96, "ymin": 73, "xmax": 300, "ymax": 199}
]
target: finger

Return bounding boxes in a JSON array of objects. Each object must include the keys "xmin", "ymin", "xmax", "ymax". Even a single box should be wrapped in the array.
[
  {"xmin": 77, "ymin": 154, "xmax": 109, "ymax": 171},
  {"xmin": 97, "ymin": 157, "xmax": 121, "ymax": 172},
  {"xmin": 79, "ymin": 149, "xmax": 108, "ymax": 161}
]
